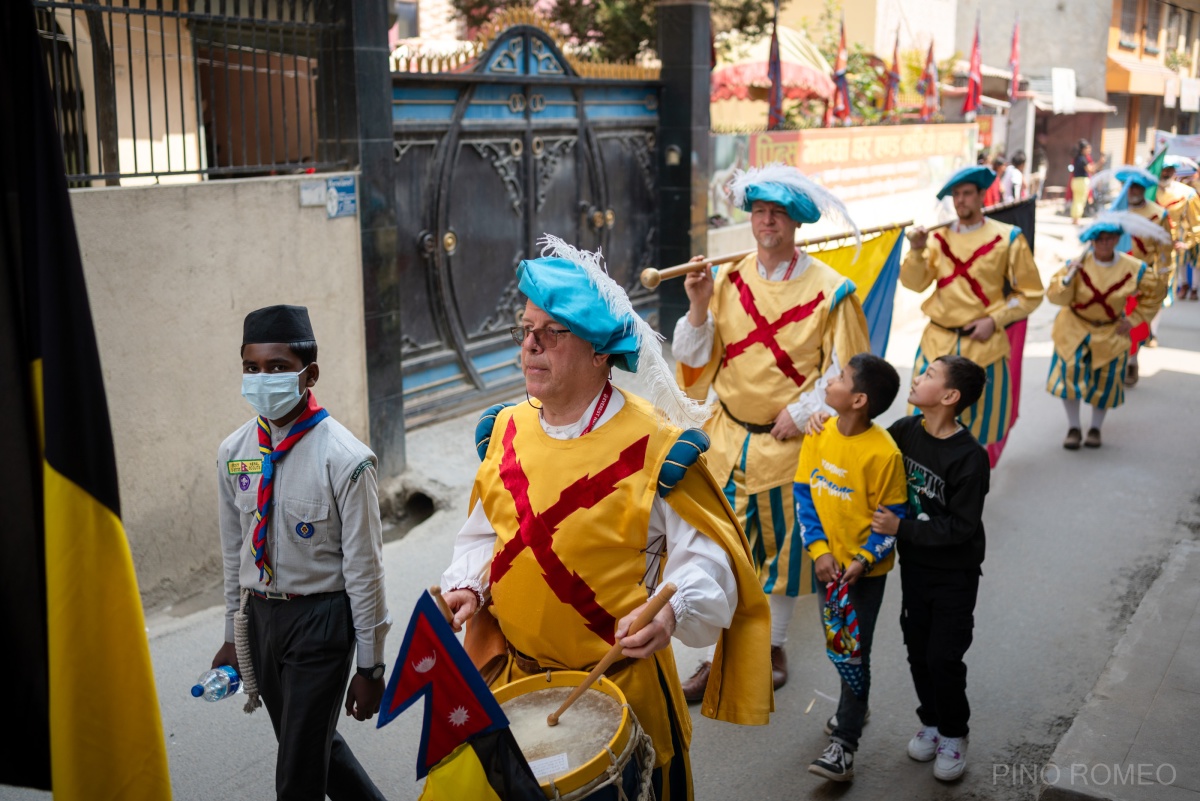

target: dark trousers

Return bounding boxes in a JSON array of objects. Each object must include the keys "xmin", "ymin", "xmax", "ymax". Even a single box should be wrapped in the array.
[
  {"xmin": 899, "ymin": 564, "xmax": 980, "ymax": 739},
  {"xmin": 248, "ymin": 591, "xmax": 387, "ymax": 801},
  {"xmin": 818, "ymin": 574, "xmax": 887, "ymax": 752}
]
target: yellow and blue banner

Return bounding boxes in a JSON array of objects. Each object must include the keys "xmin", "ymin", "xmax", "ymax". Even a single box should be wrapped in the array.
[
  {"xmin": 809, "ymin": 226, "xmax": 905, "ymax": 358},
  {"xmin": 1, "ymin": 1, "xmax": 171, "ymax": 797}
]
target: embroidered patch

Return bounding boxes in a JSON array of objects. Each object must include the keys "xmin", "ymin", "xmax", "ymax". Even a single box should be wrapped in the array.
[
  {"xmin": 350, "ymin": 459, "xmax": 373, "ymax": 483},
  {"xmin": 295, "ymin": 521, "xmax": 315, "ymax": 539},
  {"xmin": 227, "ymin": 459, "xmax": 263, "ymax": 475},
  {"xmin": 237, "ymin": 474, "xmax": 252, "ymax": 492}
]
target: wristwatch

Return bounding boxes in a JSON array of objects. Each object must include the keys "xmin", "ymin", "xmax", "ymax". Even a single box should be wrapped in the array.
[
  {"xmin": 853, "ymin": 554, "xmax": 873, "ymax": 574},
  {"xmin": 357, "ymin": 663, "xmax": 386, "ymax": 680}
]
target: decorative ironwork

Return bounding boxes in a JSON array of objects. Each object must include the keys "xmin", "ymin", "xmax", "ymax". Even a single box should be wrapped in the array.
[
  {"xmin": 475, "ymin": 255, "xmax": 528, "ymax": 336},
  {"xmin": 626, "ymin": 226, "xmax": 658, "ymax": 302},
  {"xmin": 610, "ymin": 133, "xmax": 656, "ymax": 195},
  {"xmin": 535, "ymin": 136, "xmax": 577, "ymax": 211},
  {"xmin": 488, "ymin": 38, "xmax": 523, "ymax": 74},
  {"xmin": 401, "ymin": 334, "xmax": 423, "ymax": 356},
  {"xmin": 470, "ymin": 140, "xmax": 524, "ymax": 215},
  {"xmin": 531, "ymin": 38, "xmax": 565, "ymax": 75},
  {"xmin": 442, "ymin": 231, "xmax": 458, "ymax": 253}
]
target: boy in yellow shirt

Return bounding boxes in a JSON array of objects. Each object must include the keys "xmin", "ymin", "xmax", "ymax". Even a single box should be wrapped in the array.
[{"xmin": 795, "ymin": 353, "xmax": 909, "ymax": 782}]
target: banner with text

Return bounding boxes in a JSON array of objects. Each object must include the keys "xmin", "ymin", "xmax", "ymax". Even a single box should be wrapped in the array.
[{"xmin": 709, "ymin": 124, "xmax": 978, "ymax": 222}]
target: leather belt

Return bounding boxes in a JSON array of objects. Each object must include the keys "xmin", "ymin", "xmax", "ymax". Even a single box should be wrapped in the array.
[
  {"xmin": 719, "ymin": 400, "xmax": 775, "ymax": 435},
  {"xmin": 930, "ymin": 320, "xmax": 971, "ymax": 337},
  {"xmin": 507, "ymin": 644, "xmax": 635, "ymax": 678},
  {"xmin": 250, "ymin": 588, "xmax": 301, "ymax": 601}
]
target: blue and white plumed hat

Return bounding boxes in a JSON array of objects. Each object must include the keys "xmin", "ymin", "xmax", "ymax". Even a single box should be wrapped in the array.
[
  {"xmin": 1114, "ymin": 165, "xmax": 1158, "ymax": 189},
  {"xmin": 936, "ymin": 165, "xmax": 996, "ymax": 200},
  {"xmin": 1164, "ymin": 155, "xmax": 1199, "ymax": 176},
  {"xmin": 1080, "ymin": 210, "xmax": 1172, "ymax": 244},
  {"xmin": 729, "ymin": 163, "xmax": 861, "ymax": 257},
  {"xmin": 517, "ymin": 235, "xmax": 711, "ymax": 428}
]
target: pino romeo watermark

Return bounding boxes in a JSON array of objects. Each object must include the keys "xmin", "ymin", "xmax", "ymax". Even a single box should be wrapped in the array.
[{"xmin": 992, "ymin": 762, "xmax": 1177, "ymax": 787}]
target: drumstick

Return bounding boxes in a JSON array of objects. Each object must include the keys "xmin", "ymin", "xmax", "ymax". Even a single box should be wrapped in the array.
[
  {"xmin": 546, "ymin": 583, "xmax": 677, "ymax": 727},
  {"xmin": 638, "ymin": 221, "xmax": 914, "ymax": 289},
  {"xmin": 429, "ymin": 586, "xmax": 454, "ymax": 625}
]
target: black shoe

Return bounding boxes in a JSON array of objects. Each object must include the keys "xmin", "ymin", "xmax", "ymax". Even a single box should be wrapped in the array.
[
  {"xmin": 1063, "ymin": 427, "xmax": 1082, "ymax": 450},
  {"xmin": 1085, "ymin": 428, "xmax": 1102, "ymax": 448},
  {"xmin": 1124, "ymin": 362, "xmax": 1139, "ymax": 387},
  {"xmin": 809, "ymin": 741, "xmax": 854, "ymax": 782},
  {"xmin": 771, "ymin": 645, "xmax": 788, "ymax": 690}
]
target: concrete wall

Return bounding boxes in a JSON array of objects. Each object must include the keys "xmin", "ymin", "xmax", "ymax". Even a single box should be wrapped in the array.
[
  {"xmin": 782, "ymin": 0, "xmax": 958, "ymax": 60},
  {"xmin": 955, "ymin": 0, "xmax": 1110, "ymax": 101},
  {"xmin": 69, "ymin": 174, "xmax": 368, "ymax": 606}
]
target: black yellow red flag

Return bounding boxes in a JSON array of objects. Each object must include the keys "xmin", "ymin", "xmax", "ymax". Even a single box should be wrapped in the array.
[{"xmin": 0, "ymin": 2, "xmax": 172, "ymax": 798}]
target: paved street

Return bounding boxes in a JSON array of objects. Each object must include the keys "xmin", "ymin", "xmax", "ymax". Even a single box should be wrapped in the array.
[{"xmin": 4, "ymin": 209, "xmax": 1197, "ymax": 801}]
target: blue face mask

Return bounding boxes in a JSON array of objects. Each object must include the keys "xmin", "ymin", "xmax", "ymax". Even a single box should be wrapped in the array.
[{"xmin": 241, "ymin": 368, "xmax": 308, "ymax": 420}]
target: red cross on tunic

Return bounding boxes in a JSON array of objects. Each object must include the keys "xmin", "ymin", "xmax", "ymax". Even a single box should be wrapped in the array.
[
  {"xmin": 933, "ymin": 232, "xmax": 1003, "ymax": 307},
  {"xmin": 722, "ymin": 269, "xmax": 825, "ymax": 388},
  {"xmin": 490, "ymin": 416, "xmax": 649, "ymax": 644},
  {"xmin": 1072, "ymin": 270, "xmax": 1131, "ymax": 321}
]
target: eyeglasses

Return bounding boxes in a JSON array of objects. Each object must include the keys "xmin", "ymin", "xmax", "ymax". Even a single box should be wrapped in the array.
[{"xmin": 509, "ymin": 325, "xmax": 572, "ymax": 349}]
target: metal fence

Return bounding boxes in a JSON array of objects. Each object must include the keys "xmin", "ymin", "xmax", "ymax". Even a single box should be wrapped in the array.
[{"xmin": 32, "ymin": 0, "xmax": 350, "ymax": 185}]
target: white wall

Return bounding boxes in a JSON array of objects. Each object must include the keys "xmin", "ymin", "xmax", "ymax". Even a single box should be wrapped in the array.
[{"xmin": 70, "ymin": 173, "xmax": 368, "ymax": 606}]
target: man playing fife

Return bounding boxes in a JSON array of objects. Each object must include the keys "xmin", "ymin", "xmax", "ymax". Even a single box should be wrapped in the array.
[
  {"xmin": 1114, "ymin": 165, "xmax": 1173, "ymax": 387},
  {"xmin": 441, "ymin": 237, "xmax": 773, "ymax": 800},
  {"xmin": 903, "ymin": 166, "xmax": 1044, "ymax": 452},
  {"xmin": 673, "ymin": 163, "xmax": 871, "ymax": 700}
]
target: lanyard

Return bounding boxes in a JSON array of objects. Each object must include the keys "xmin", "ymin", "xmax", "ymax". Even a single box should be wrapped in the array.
[
  {"xmin": 781, "ymin": 249, "xmax": 801, "ymax": 281},
  {"xmin": 580, "ymin": 381, "xmax": 614, "ymax": 435}
]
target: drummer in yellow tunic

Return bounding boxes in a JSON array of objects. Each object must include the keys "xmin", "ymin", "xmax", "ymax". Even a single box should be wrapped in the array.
[
  {"xmin": 671, "ymin": 163, "xmax": 871, "ymax": 700},
  {"xmin": 1147, "ymin": 160, "xmax": 1199, "ymax": 343},
  {"xmin": 440, "ymin": 236, "xmax": 773, "ymax": 801},
  {"xmin": 1046, "ymin": 211, "xmax": 1165, "ymax": 449},
  {"xmin": 1114, "ymin": 165, "xmax": 1174, "ymax": 387},
  {"xmin": 902, "ymin": 166, "xmax": 1044, "ymax": 450}
]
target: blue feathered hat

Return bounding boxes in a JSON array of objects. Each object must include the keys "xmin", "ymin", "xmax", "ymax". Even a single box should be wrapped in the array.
[
  {"xmin": 1079, "ymin": 210, "xmax": 1172, "ymax": 244},
  {"xmin": 936, "ymin": 165, "xmax": 996, "ymax": 200},
  {"xmin": 1114, "ymin": 165, "xmax": 1158, "ymax": 189},
  {"xmin": 517, "ymin": 236, "xmax": 711, "ymax": 428},
  {"xmin": 728, "ymin": 163, "xmax": 861, "ymax": 258}
]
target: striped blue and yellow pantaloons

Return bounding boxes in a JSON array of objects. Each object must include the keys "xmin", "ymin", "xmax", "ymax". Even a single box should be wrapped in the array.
[
  {"xmin": 1046, "ymin": 337, "xmax": 1127, "ymax": 410},
  {"xmin": 721, "ymin": 435, "xmax": 814, "ymax": 597},
  {"xmin": 913, "ymin": 347, "xmax": 1014, "ymax": 445}
]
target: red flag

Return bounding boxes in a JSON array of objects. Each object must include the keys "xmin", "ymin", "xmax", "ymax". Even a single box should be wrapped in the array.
[
  {"xmin": 883, "ymin": 28, "xmax": 900, "ymax": 115},
  {"xmin": 767, "ymin": 0, "xmax": 784, "ymax": 130},
  {"xmin": 963, "ymin": 14, "xmax": 982, "ymax": 115},
  {"xmin": 832, "ymin": 14, "xmax": 851, "ymax": 121},
  {"xmin": 1009, "ymin": 14, "xmax": 1020, "ymax": 103},
  {"xmin": 918, "ymin": 42, "xmax": 940, "ymax": 121}
]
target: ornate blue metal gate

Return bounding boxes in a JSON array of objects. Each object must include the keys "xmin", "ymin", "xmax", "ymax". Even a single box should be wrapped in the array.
[{"xmin": 391, "ymin": 11, "xmax": 660, "ymax": 425}]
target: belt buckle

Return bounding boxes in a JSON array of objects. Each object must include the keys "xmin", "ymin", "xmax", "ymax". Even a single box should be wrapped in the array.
[{"xmin": 262, "ymin": 589, "xmax": 291, "ymax": 600}]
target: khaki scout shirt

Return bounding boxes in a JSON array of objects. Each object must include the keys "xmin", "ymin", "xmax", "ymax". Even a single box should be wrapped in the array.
[{"xmin": 218, "ymin": 413, "xmax": 390, "ymax": 667}]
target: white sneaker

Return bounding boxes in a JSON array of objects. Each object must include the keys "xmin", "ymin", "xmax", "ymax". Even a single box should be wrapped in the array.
[
  {"xmin": 906, "ymin": 726, "xmax": 940, "ymax": 762},
  {"xmin": 933, "ymin": 735, "xmax": 967, "ymax": 781}
]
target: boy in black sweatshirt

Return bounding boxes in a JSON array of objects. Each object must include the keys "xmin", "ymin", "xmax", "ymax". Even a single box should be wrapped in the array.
[{"xmin": 871, "ymin": 354, "xmax": 989, "ymax": 783}]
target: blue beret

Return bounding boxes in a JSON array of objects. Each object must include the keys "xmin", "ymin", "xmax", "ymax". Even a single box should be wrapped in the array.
[
  {"xmin": 1079, "ymin": 222, "xmax": 1124, "ymax": 242},
  {"xmin": 741, "ymin": 182, "xmax": 822, "ymax": 224},
  {"xmin": 516, "ymin": 257, "xmax": 641, "ymax": 372},
  {"xmin": 1115, "ymin": 167, "xmax": 1157, "ymax": 189},
  {"xmin": 937, "ymin": 166, "xmax": 997, "ymax": 200}
]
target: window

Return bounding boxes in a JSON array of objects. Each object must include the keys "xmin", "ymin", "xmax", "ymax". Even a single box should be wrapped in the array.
[
  {"xmin": 1146, "ymin": 0, "xmax": 1163, "ymax": 54},
  {"xmin": 1167, "ymin": 4, "xmax": 1184, "ymax": 51},
  {"xmin": 1120, "ymin": 0, "xmax": 1139, "ymax": 48}
]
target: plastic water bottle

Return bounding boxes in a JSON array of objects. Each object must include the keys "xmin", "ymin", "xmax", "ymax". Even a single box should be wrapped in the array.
[{"xmin": 191, "ymin": 665, "xmax": 241, "ymax": 701}]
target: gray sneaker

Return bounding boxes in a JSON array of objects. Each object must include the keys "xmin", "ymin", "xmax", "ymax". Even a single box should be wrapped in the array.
[{"xmin": 808, "ymin": 741, "xmax": 854, "ymax": 782}]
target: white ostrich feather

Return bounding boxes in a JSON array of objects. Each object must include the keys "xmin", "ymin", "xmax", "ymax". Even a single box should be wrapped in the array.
[
  {"xmin": 537, "ymin": 235, "xmax": 712, "ymax": 429},
  {"xmin": 1090, "ymin": 210, "xmax": 1172, "ymax": 245},
  {"xmin": 728, "ymin": 162, "xmax": 862, "ymax": 260}
]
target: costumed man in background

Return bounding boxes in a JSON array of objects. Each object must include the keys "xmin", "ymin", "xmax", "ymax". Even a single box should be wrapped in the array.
[
  {"xmin": 903, "ymin": 166, "xmax": 1044, "ymax": 452},
  {"xmin": 1173, "ymin": 157, "xmax": 1200, "ymax": 300},
  {"xmin": 672, "ymin": 164, "xmax": 871, "ymax": 701},
  {"xmin": 1113, "ymin": 165, "xmax": 1173, "ymax": 387},
  {"xmin": 440, "ymin": 237, "xmax": 773, "ymax": 801},
  {"xmin": 1046, "ymin": 211, "xmax": 1165, "ymax": 449},
  {"xmin": 1149, "ymin": 159, "xmax": 1199, "ymax": 339}
]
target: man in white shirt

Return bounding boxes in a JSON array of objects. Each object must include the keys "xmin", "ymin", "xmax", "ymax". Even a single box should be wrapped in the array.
[
  {"xmin": 999, "ymin": 151, "xmax": 1026, "ymax": 203},
  {"xmin": 672, "ymin": 164, "xmax": 871, "ymax": 700},
  {"xmin": 440, "ymin": 237, "xmax": 773, "ymax": 800}
]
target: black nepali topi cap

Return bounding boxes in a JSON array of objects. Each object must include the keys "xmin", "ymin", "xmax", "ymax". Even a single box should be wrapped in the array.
[{"xmin": 242, "ymin": 305, "xmax": 315, "ymax": 345}]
